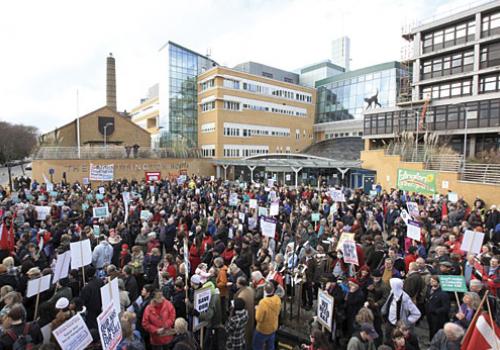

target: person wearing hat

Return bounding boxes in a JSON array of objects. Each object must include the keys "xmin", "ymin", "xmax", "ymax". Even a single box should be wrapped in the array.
[
  {"xmin": 119, "ymin": 244, "xmax": 131, "ymax": 269},
  {"xmin": 346, "ymin": 278, "xmax": 365, "ymax": 338},
  {"xmin": 438, "ymin": 260, "xmax": 454, "ymax": 275},
  {"xmin": 225, "ymin": 298, "xmax": 249, "ymax": 350},
  {"xmin": 347, "ymin": 323, "xmax": 378, "ymax": 350},
  {"xmin": 51, "ymin": 297, "xmax": 74, "ymax": 331}
]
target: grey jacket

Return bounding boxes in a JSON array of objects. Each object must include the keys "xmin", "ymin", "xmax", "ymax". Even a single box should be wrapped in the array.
[
  {"xmin": 347, "ymin": 334, "xmax": 376, "ymax": 350},
  {"xmin": 381, "ymin": 278, "xmax": 421, "ymax": 326}
]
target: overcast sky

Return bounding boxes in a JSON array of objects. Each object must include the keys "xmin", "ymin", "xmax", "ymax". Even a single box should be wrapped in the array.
[{"xmin": 0, "ymin": 0, "xmax": 477, "ymax": 132}]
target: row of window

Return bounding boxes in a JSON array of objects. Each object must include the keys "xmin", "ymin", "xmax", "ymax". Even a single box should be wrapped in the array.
[
  {"xmin": 201, "ymin": 148, "xmax": 215, "ymax": 158},
  {"xmin": 224, "ymin": 101, "xmax": 240, "ymax": 111},
  {"xmin": 221, "ymin": 78, "xmax": 312, "ymax": 103},
  {"xmin": 421, "ymin": 79, "xmax": 472, "ymax": 100},
  {"xmin": 271, "ymin": 90, "xmax": 312, "ymax": 102},
  {"xmin": 480, "ymin": 73, "xmax": 500, "ymax": 93},
  {"xmin": 423, "ymin": 20, "xmax": 475, "ymax": 54},
  {"xmin": 325, "ymin": 131, "xmax": 363, "ymax": 139},
  {"xmin": 201, "ymin": 101, "xmax": 215, "ymax": 112},
  {"xmin": 421, "ymin": 50, "xmax": 473, "ymax": 80},
  {"xmin": 200, "ymin": 79, "xmax": 215, "ymax": 91},
  {"xmin": 481, "ymin": 11, "xmax": 500, "ymax": 37},
  {"xmin": 223, "ymin": 147, "xmax": 269, "ymax": 158},
  {"xmin": 201, "ymin": 123, "xmax": 215, "ymax": 133},
  {"xmin": 224, "ymin": 127, "xmax": 240, "ymax": 136},
  {"xmin": 223, "ymin": 126, "xmax": 291, "ymax": 138},
  {"xmin": 203, "ymin": 100, "xmax": 307, "ymax": 117}
]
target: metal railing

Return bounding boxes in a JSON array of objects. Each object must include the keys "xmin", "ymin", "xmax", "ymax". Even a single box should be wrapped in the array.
[
  {"xmin": 33, "ymin": 146, "xmax": 203, "ymax": 160},
  {"xmin": 461, "ymin": 163, "xmax": 500, "ymax": 185},
  {"xmin": 385, "ymin": 144, "xmax": 427, "ymax": 162},
  {"xmin": 425, "ymin": 154, "xmax": 464, "ymax": 172}
]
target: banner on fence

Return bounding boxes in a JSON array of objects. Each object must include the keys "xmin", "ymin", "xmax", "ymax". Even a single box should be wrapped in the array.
[{"xmin": 397, "ymin": 168, "xmax": 437, "ymax": 195}]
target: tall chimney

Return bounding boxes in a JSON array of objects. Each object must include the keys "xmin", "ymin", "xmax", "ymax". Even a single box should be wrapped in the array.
[{"xmin": 106, "ymin": 53, "xmax": 117, "ymax": 111}]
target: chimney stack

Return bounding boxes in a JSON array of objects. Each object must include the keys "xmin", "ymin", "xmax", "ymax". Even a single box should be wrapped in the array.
[{"xmin": 106, "ymin": 53, "xmax": 117, "ymax": 111}]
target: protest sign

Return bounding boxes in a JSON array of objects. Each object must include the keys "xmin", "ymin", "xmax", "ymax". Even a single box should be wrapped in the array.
[
  {"xmin": 46, "ymin": 182, "xmax": 54, "ymax": 192},
  {"xmin": 229, "ymin": 192, "xmax": 238, "ymax": 206},
  {"xmin": 317, "ymin": 289, "xmax": 334, "ymax": 331},
  {"xmin": 93, "ymin": 225, "xmax": 100, "ymax": 237},
  {"xmin": 285, "ymin": 174, "xmax": 291, "ymax": 181},
  {"xmin": 52, "ymin": 314, "xmax": 93, "ymax": 350},
  {"xmin": 337, "ymin": 233, "xmax": 354, "ymax": 252},
  {"xmin": 35, "ymin": 206, "xmax": 51, "ymax": 221},
  {"xmin": 400, "ymin": 209, "xmax": 410, "ymax": 225},
  {"xmin": 52, "ymin": 251, "xmax": 71, "ymax": 285},
  {"xmin": 448, "ymin": 192, "xmax": 458, "ymax": 203},
  {"xmin": 311, "ymin": 213, "xmax": 320, "ymax": 222},
  {"xmin": 97, "ymin": 303, "xmax": 122, "ymax": 350},
  {"xmin": 238, "ymin": 212, "xmax": 245, "ymax": 222},
  {"xmin": 82, "ymin": 177, "xmax": 90, "ymax": 185},
  {"xmin": 193, "ymin": 287, "xmax": 211, "ymax": 331},
  {"xmin": 406, "ymin": 202, "xmax": 419, "ymax": 218},
  {"xmin": 98, "ymin": 187, "xmax": 105, "ymax": 195},
  {"xmin": 70, "ymin": 240, "xmax": 92, "ymax": 270},
  {"xmin": 145, "ymin": 171, "xmax": 161, "ymax": 182},
  {"xmin": 93, "ymin": 205, "xmax": 109, "ymax": 219},
  {"xmin": 462, "ymin": 230, "xmax": 484, "ymax": 255},
  {"xmin": 270, "ymin": 200, "xmax": 279, "ymax": 216},
  {"xmin": 406, "ymin": 220, "xmax": 421, "ymax": 241},
  {"xmin": 177, "ymin": 175, "xmax": 187, "ymax": 185},
  {"xmin": 27, "ymin": 274, "xmax": 52, "ymax": 298},
  {"xmin": 397, "ymin": 168, "xmax": 437, "ymax": 195},
  {"xmin": 261, "ymin": 217, "xmax": 277, "ymax": 238},
  {"xmin": 342, "ymin": 239, "xmax": 359, "ymax": 265},
  {"xmin": 89, "ymin": 164, "xmax": 114, "ymax": 181},
  {"xmin": 258, "ymin": 207, "xmax": 268, "ymax": 217},
  {"xmin": 330, "ymin": 189, "xmax": 346, "ymax": 202},
  {"xmin": 267, "ymin": 178, "xmax": 274, "ymax": 188},
  {"xmin": 249, "ymin": 199, "xmax": 258, "ymax": 209},
  {"xmin": 122, "ymin": 191, "xmax": 130, "ymax": 204},
  {"xmin": 439, "ymin": 275, "xmax": 467, "ymax": 292},
  {"xmin": 101, "ymin": 277, "xmax": 121, "ymax": 316},
  {"xmin": 140, "ymin": 210, "xmax": 153, "ymax": 221}
]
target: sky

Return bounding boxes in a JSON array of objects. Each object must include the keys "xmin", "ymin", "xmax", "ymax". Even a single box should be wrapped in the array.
[{"xmin": 0, "ymin": 0, "xmax": 478, "ymax": 133}]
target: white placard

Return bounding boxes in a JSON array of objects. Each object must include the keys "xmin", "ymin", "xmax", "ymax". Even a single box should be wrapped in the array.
[
  {"xmin": 270, "ymin": 200, "xmax": 279, "ymax": 216},
  {"xmin": 407, "ymin": 220, "xmax": 421, "ymax": 241},
  {"xmin": 52, "ymin": 314, "xmax": 93, "ymax": 350},
  {"xmin": 337, "ymin": 233, "xmax": 354, "ymax": 252},
  {"xmin": 122, "ymin": 191, "xmax": 130, "ymax": 204},
  {"xmin": 26, "ymin": 274, "xmax": 52, "ymax": 298},
  {"xmin": 229, "ymin": 192, "xmax": 238, "ymax": 206},
  {"xmin": 448, "ymin": 192, "xmax": 458, "ymax": 203},
  {"xmin": 100, "ymin": 278, "xmax": 121, "ymax": 316},
  {"xmin": 442, "ymin": 180, "xmax": 449, "ymax": 189},
  {"xmin": 70, "ymin": 240, "xmax": 92, "ymax": 270},
  {"xmin": 93, "ymin": 205, "xmax": 109, "ymax": 219},
  {"xmin": 330, "ymin": 189, "xmax": 346, "ymax": 202},
  {"xmin": 140, "ymin": 210, "xmax": 152, "ymax": 221},
  {"xmin": 260, "ymin": 217, "xmax": 277, "ymax": 238},
  {"xmin": 98, "ymin": 187, "xmax": 105, "ymax": 194},
  {"xmin": 46, "ymin": 182, "xmax": 54, "ymax": 192},
  {"xmin": 89, "ymin": 164, "xmax": 114, "ymax": 181},
  {"xmin": 267, "ymin": 178, "xmax": 275, "ymax": 188},
  {"xmin": 97, "ymin": 302, "xmax": 122, "ymax": 350},
  {"xmin": 400, "ymin": 209, "xmax": 410, "ymax": 225},
  {"xmin": 317, "ymin": 289, "xmax": 334, "ymax": 332},
  {"xmin": 285, "ymin": 174, "xmax": 291, "ymax": 181},
  {"xmin": 406, "ymin": 202, "xmax": 419, "ymax": 218},
  {"xmin": 249, "ymin": 199, "xmax": 258, "ymax": 209},
  {"xmin": 193, "ymin": 287, "xmax": 211, "ymax": 331},
  {"xmin": 461, "ymin": 230, "xmax": 485, "ymax": 255},
  {"xmin": 342, "ymin": 239, "xmax": 358, "ymax": 265},
  {"xmin": 238, "ymin": 212, "xmax": 245, "ymax": 222},
  {"xmin": 41, "ymin": 323, "xmax": 52, "ymax": 344},
  {"xmin": 258, "ymin": 207, "xmax": 268, "ymax": 217},
  {"xmin": 35, "ymin": 206, "xmax": 51, "ymax": 221},
  {"xmin": 53, "ymin": 251, "xmax": 71, "ymax": 284}
]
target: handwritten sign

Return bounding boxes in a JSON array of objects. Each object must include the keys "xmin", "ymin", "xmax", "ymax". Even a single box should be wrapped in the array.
[
  {"xmin": 342, "ymin": 239, "xmax": 358, "ymax": 265},
  {"xmin": 317, "ymin": 289, "xmax": 334, "ymax": 331},
  {"xmin": 70, "ymin": 240, "xmax": 92, "ymax": 270},
  {"xmin": 89, "ymin": 164, "xmax": 114, "ymax": 181},
  {"xmin": 193, "ymin": 287, "xmax": 211, "ymax": 331},
  {"xmin": 97, "ymin": 302, "xmax": 122, "ymax": 350},
  {"xmin": 52, "ymin": 314, "xmax": 93, "ymax": 350},
  {"xmin": 261, "ymin": 217, "xmax": 277, "ymax": 238},
  {"xmin": 462, "ymin": 230, "xmax": 484, "ymax": 255},
  {"xmin": 406, "ymin": 220, "xmax": 421, "ymax": 241},
  {"xmin": 439, "ymin": 275, "xmax": 467, "ymax": 292}
]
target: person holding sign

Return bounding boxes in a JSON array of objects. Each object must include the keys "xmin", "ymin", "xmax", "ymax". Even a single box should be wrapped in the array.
[
  {"xmin": 142, "ymin": 290, "xmax": 176, "ymax": 349},
  {"xmin": 454, "ymin": 292, "xmax": 481, "ymax": 329}
]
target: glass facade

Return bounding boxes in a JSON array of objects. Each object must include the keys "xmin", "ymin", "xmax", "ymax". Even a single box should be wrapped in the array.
[
  {"xmin": 315, "ymin": 63, "xmax": 404, "ymax": 124},
  {"xmin": 157, "ymin": 42, "xmax": 217, "ymax": 149}
]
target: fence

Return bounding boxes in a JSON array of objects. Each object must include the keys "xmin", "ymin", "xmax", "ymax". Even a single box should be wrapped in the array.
[
  {"xmin": 461, "ymin": 163, "xmax": 500, "ymax": 185},
  {"xmin": 425, "ymin": 154, "xmax": 464, "ymax": 172},
  {"xmin": 33, "ymin": 146, "xmax": 203, "ymax": 160}
]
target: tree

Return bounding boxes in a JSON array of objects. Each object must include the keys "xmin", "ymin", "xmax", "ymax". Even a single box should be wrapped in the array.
[{"xmin": 0, "ymin": 121, "xmax": 38, "ymax": 165}]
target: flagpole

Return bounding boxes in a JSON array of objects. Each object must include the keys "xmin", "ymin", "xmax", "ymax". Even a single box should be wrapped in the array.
[
  {"xmin": 461, "ymin": 290, "xmax": 489, "ymax": 345},
  {"xmin": 486, "ymin": 295, "xmax": 499, "ymax": 350}
]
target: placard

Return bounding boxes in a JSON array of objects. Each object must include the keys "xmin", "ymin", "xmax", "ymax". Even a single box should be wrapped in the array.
[
  {"xmin": 448, "ymin": 192, "xmax": 458, "ymax": 203},
  {"xmin": 46, "ymin": 182, "xmax": 54, "ymax": 192},
  {"xmin": 26, "ymin": 274, "xmax": 52, "ymax": 298},
  {"xmin": 52, "ymin": 251, "xmax": 71, "ymax": 284},
  {"xmin": 258, "ymin": 207, "xmax": 268, "ymax": 217},
  {"xmin": 461, "ymin": 230, "xmax": 484, "ymax": 255},
  {"xmin": 285, "ymin": 174, "xmax": 291, "ymax": 181},
  {"xmin": 52, "ymin": 314, "xmax": 93, "ymax": 350},
  {"xmin": 140, "ymin": 210, "xmax": 153, "ymax": 221},
  {"xmin": 70, "ymin": 240, "xmax": 92, "ymax": 269},
  {"xmin": 82, "ymin": 177, "xmax": 90, "ymax": 185},
  {"xmin": 93, "ymin": 205, "xmax": 109, "ymax": 219},
  {"xmin": 439, "ymin": 275, "xmax": 467, "ymax": 292},
  {"xmin": 311, "ymin": 213, "xmax": 320, "ymax": 222},
  {"xmin": 98, "ymin": 187, "xmax": 105, "ymax": 195},
  {"xmin": 342, "ymin": 239, "xmax": 358, "ymax": 265},
  {"xmin": 397, "ymin": 168, "xmax": 436, "ymax": 195},
  {"xmin": 93, "ymin": 225, "xmax": 100, "ymax": 237},
  {"xmin": 145, "ymin": 171, "xmax": 161, "ymax": 182},
  {"xmin": 97, "ymin": 302, "xmax": 122, "ymax": 350},
  {"xmin": 89, "ymin": 164, "xmax": 114, "ymax": 182},
  {"xmin": 193, "ymin": 287, "xmax": 211, "ymax": 331},
  {"xmin": 400, "ymin": 209, "xmax": 410, "ymax": 225},
  {"xmin": 35, "ymin": 206, "xmax": 51, "ymax": 221},
  {"xmin": 442, "ymin": 180, "xmax": 449, "ymax": 189},
  {"xmin": 100, "ymin": 278, "xmax": 121, "ymax": 315},
  {"xmin": 249, "ymin": 199, "xmax": 258, "ymax": 209},
  {"xmin": 406, "ymin": 202, "xmax": 419, "ymax": 218},
  {"xmin": 330, "ymin": 189, "xmax": 346, "ymax": 202},
  {"xmin": 317, "ymin": 289, "xmax": 334, "ymax": 331},
  {"xmin": 238, "ymin": 212, "xmax": 245, "ymax": 222},
  {"xmin": 406, "ymin": 220, "xmax": 421, "ymax": 241},
  {"xmin": 270, "ymin": 200, "xmax": 279, "ymax": 216},
  {"xmin": 261, "ymin": 217, "xmax": 277, "ymax": 238},
  {"xmin": 337, "ymin": 233, "xmax": 354, "ymax": 252},
  {"xmin": 267, "ymin": 179, "xmax": 275, "ymax": 188},
  {"xmin": 229, "ymin": 192, "xmax": 238, "ymax": 206}
]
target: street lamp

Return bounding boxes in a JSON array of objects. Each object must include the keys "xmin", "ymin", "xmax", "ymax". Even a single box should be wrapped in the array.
[{"xmin": 103, "ymin": 122, "xmax": 113, "ymax": 148}]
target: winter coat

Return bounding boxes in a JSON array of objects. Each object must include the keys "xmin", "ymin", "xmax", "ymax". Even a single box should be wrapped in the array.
[
  {"xmin": 425, "ymin": 286, "xmax": 450, "ymax": 337},
  {"xmin": 234, "ymin": 286, "xmax": 255, "ymax": 345},
  {"xmin": 347, "ymin": 333, "xmax": 376, "ymax": 350},
  {"xmin": 92, "ymin": 241, "xmax": 113, "ymax": 269},
  {"xmin": 381, "ymin": 278, "xmax": 421, "ymax": 326},
  {"xmin": 198, "ymin": 291, "xmax": 222, "ymax": 329},
  {"xmin": 225, "ymin": 309, "xmax": 249, "ymax": 350},
  {"xmin": 403, "ymin": 271, "xmax": 424, "ymax": 302},
  {"xmin": 142, "ymin": 299, "xmax": 176, "ymax": 345},
  {"xmin": 255, "ymin": 294, "xmax": 281, "ymax": 335},
  {"xmin": 429, "ymin": 329, "xmax": 461, "ymax": 350},
  {"xmin": 80, "ymin": 277, "xmax": 104, "ymax": 329}
]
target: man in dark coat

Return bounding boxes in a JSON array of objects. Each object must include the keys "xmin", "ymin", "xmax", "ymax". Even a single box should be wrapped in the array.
[
  {"xmin": 122, "ymin": 265, "xmax": 139, "ymax": 302},
  {"xmin": 425, "ymin": 275, "xmax": 450, "ymax": 341},
  {"xmin": 403, "ymin": 262, "xmax": 424, "ymax": 303},
  {"xmin": 80, "ymin": 266, "xmax": 104, "ymax": 329},
  {"xmin": 345, "ymin": 278, "xmax": 365, "ymax": 338}
]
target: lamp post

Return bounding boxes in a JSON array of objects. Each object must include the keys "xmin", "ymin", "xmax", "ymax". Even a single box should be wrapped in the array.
[{"xmin": 103, "ymin": 122, "xmax": 113, "ymax": 149}]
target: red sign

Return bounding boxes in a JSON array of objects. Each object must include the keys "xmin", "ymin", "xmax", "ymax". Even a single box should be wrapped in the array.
[{"xmin": 145, "ymin": 172, "xmax": 161, "ymax": 182}]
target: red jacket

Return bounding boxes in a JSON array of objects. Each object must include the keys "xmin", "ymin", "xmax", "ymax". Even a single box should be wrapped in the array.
[{"xmin": 142, "ymin": 299, "xmax": 176, "ymax": 345}]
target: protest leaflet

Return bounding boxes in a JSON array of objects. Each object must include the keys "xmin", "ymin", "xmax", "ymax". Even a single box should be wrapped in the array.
[
  {"xmin": 261, "ymin": 217, "xmax": 277, "ymax": 238},
  {"xmin": 406, "ymin": 220, "xmax": 421, "ymax": 241},
  {"xmin": 89, "ymin": 164, "xmax": 114, "ymax": 181},
  {"xmin": 317, "ymin": 289, "xmax": 334, "ymax": 331},
  {"xmin": 193, "ymin": 287, "xmax": 211, "ymax": 331},
  {"xmin": 97, "ymin": 303, "xmax": 122, "ymax": 350},
  {"xmin": 53, "ymin": 314, "xmax": 93, "ymax": 350},
  {"xmin": 70, "ymin": 240, "xmax": 92, "ymax": 270},
  {"xmin": 342, "ymin": 239, "xmax": 359, "ymax": 265}
]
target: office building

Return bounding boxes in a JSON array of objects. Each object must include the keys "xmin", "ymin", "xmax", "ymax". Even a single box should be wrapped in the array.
[
  {"xmin": 131, "ymin": 84, "xmax": 159, "ymax": 136},
  {"xmin": 298, "ymin": 60, "xmax": 345, "ymax": 88},
  {"xmin": 331, "ymin": 36, "xmax": 351, "ymax": 71},
  {"xmin": 314, "ymin": 62, "xmax": 405, "ymax": 141},
  {"xmin": 233, "ymin": 61, "xmax": 300, "ymax": 84},
  {"xmin": 197, "ymin": 66, "xmax": 316, "ymax": 159},
  {"xmin": 156, "ymin": 41, "xmax": 218, "ymax": 149},
  {"xmin": 364, "ymin": 1, "xmax": 500, "ymax": 157}
]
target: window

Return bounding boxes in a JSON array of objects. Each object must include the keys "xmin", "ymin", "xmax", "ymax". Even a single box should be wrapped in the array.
[
  {"xmin": 262, "ymin": 72, "xmax": 273, "ymax": 78},
  {"xmin": 201, "ymin": 101, "xmax": 215, "ymax": 112},
  {"xmin": 223, "ymin": 79, "xmax": 240, "ymax": 89},
  {"xmin": 200, "ymin": 79, "xmax": 215, "ymax": 91},
  {"xmin": 224, "ymin": 127, "xmax": 240, "ymax": 137},
  {"xmin": 295, "ymin": 129, "xmax": 300, "ymax": 140},
  {"xmin": 479, "ymin": 74, "xmax": 500, "ymax": 93},
  {"xmin": 421, "ymin": 50, "xmax": 473, "ymax": 79},
  {"xmin": 284, "ymin": 77, "xmax": 294, "ymax": 83},
  {"xmin": 480, "ymin": 41, "xmax": 500, "ymax": 68},
  {"xmin": 223, "ymin": 149, "xmax": 240, "ymax": 158},
  {"xmin": 201, "ymin": 147, "xmax": 215, "ymax": 158},
  {"xmin": 223, "ymin": 101, "xmax": 240, "ymax": 111},
  {"xmin": 422, "ymin": 19, "xmax": 475, "ymax": 53},
  {"xmin": 201, "ymin": 123, "xmax": 215, "ymax": 133},
  {"xmin": 482, "ymin": 11, "xmax": 500, "ymax": 37},
  {"xmin": 421, "ymin": 79, "xmax": 472, "ymax": 100}
]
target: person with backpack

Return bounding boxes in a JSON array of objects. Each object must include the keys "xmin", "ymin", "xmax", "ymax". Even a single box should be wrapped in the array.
[{"xmin": 0, "ymin": 304, "xmax": 42, "ymax": 350}]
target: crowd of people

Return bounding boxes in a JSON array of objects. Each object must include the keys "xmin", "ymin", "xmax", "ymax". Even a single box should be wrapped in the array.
[{"xmin": 0, "ymin": 174, "xmax": 498, "ymax": 350}]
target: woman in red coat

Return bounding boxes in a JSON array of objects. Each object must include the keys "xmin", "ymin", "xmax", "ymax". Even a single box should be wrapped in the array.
[{"xmin": 142, "ymin": 291, "xmax": 176, "ymax": 349}]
